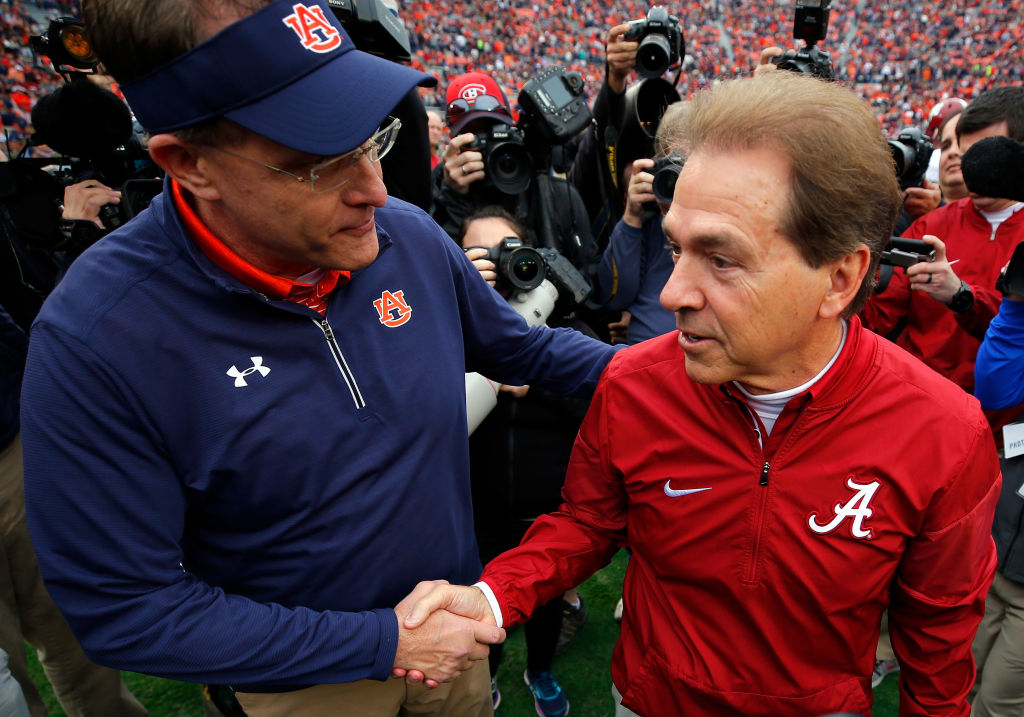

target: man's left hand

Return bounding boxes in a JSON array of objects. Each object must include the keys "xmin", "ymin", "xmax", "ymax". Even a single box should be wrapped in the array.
[
  {"xmin": 903, "ymin": 179, "xmax": 941, "ymax": 219},
  {"xmin": 906, "ymin": 234, "xmax": 961, "ymax": 303}
]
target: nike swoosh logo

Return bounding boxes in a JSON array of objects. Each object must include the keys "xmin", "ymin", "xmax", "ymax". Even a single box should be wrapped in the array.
[{"xmin": 664, "ymin": 481, "xmax": 712, "ymax": 498}]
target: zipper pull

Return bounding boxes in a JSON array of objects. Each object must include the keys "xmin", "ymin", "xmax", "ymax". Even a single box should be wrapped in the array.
[
  {"xmin": 320, "ymin": 319, "xmax": 335, "ymax": 342},
  {"xmin": 760, "ymin": 461, "xmax": 770, "ymax": 486}
]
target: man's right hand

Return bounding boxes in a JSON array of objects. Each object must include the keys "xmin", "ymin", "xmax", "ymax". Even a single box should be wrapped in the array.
[
  {"xmin": 442, "ymin": 133, "xmax": 485, "ymax": 195},
  {"xmin": 392, "ymin": 581, "xmax": 504, "ymax": 687},
  {"xmin": 624, "ymin": 158, "xmax": 656, "ymax": 227},
  {"xmin": 606, "ymin": 23, "xmax": 639, "ymax": 94},
  {"xmin": 464, "ymin": 247, "xmax": 497, "ymax": 286},
  {"xmin": 62, "ymin": 180, "xmax": 121, "ymax": 228}
]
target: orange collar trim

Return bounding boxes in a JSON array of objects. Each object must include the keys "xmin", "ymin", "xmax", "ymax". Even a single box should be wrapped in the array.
[{"xmin": 171, "ymin": 179, "xmax": 348, "ymax": 299}]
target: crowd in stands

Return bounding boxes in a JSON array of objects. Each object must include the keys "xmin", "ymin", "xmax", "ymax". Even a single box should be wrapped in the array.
[{"xmin": 1, "ymin": 0, "xmax": 1022, "ymax": 152}]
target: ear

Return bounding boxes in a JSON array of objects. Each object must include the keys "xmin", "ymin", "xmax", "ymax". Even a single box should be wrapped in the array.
[
  {"xmin": 820, "ymin": 245, "xmax": 871, "ymax": 319},
  {"xmin": 146, "ymin": 134, "xmax": 222, "ymax": 201}
]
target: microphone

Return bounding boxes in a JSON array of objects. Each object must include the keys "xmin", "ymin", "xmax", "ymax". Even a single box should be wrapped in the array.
[
  {"xmin": 961, "ymin": 135, "xmax": 1024, "ymax": 203},
  {"xmin": 30, "ymin": 78, "xmax": 133, "ymax": 160}
]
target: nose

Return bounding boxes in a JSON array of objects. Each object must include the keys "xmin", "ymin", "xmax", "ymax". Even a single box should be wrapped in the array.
[
  {"xmin": 660, "ymin": 253, "xmax": 705, "ymax": 314},
  {"xmin": 342, "ymin": 155, "xmax": 388, "ymax": 208}
]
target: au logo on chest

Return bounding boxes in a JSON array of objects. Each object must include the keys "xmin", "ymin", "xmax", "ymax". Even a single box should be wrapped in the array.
[
  {"xmin": 373, "ymin": 289, "xmax": 413, "ymax": 327},
  {"xmin": 807, "ymin": 476, "xmax": 881, "ymax": 540}
]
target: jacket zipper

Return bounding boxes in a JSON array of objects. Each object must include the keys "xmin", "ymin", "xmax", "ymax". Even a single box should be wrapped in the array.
[
  {"xmin": 314, "ymin": 318, "xmax": 367, "ymax": 410},
  {"xmin": 732, "ymin": 393, "xmax": 771, "ymax": 584}
]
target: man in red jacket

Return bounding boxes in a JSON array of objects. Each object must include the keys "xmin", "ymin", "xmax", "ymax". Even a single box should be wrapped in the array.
[
  {"xmin": 399, "ymin": 72, "xmax": 1001, "ymax": 717},
  {"xmin": 862, "ymin": 86, "xmax": 1024, "ymax": 399}
]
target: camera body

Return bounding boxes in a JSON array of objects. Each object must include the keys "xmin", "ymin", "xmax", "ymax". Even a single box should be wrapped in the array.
[
  {"xmin": 770, "ymin": 0, "xmax": 834, "ymax": 81},
  {"xmin": 470, "ymin": 124, "xmax": 534, "ymax": 195},
  {"xmin": 650, "ymin": 151, "xmax": 685, "ymax": 204},
  {"xmin": 478, "ymin": 237, "xmax": 546, "ymax": 292},
  {"xmin": 517, "ymin": 66, "xmax": 592, "ymax": 146},
  {"xmin": 477, "ymin": 237, "xmax": 593, "ymax": 304},
  {"xmin": 888, "ymin": 127, "xmax": 934, "ymax": 191},
  {"xmin": 771, "ymin": 47, "xmax": 834, "ymax": 80},
  {"xmin": 880, "ymin": 237, "xmax": 936, "ymax": 268},
  {"xmin": 623, "ymin": 6, "xmax": 684, "ymax": 79},
  {"xmin": 326, "ymin": 0, "xmax": 411, "ymax": 62}
]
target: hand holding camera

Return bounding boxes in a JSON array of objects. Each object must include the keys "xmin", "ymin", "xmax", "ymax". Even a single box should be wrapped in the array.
[
  {"xmin": 903, "ymin": 234, "xmax": 963, "ymax": 304},
  {"xmin": 61, "ymin": 179, "xmax": 121, "ymax": 228},
  {"xmin": 623, "ymin": 158, "xmax": 656, "ymax": 228},
  {"xmin": 605, "ymin": 23, "xmax": 641, "ymax": 94},
  {"xmin": 443, "ymin": 133, "xmax": 484, "ymax": 195}
]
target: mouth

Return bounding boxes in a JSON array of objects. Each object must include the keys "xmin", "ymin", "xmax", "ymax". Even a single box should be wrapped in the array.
[
  {"xmin": 341, "ymin": 213, "xmax": 376, "ymax": 236},
  {"xmin": 677, "ymin": 329, "xmax": 711, "ymax": 346}
]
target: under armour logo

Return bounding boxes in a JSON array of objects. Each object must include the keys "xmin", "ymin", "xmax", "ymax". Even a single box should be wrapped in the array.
[
  {"xmin": 282, "ymin": 3, "xmax": 343, "ymax": 53},
  {"xmin": 458, "ymin": 83, "xmax": 488, "ymax": 101},
  {"xmin": 807, "ymin": 476, "xmax": 880, "ymax": 540},
  {"xmin": 227, "ymin": 356, "xmax": 272, "ymax": 387},
  {"xmin": 373, "ymin": 289, "xmax": 413, "ymax": 327}
]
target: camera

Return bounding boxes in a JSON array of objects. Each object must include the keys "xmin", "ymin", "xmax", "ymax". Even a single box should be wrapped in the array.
[
  {"xmin": 477, "ymin": 237, "xmax": 546, "ymax": 292},
  {"xmin": 474, "ymin": 238, "xmax": 593, "ymax": 304},
  {"xmin": 880, "ymin": 237, "xmax": 936, "ymax": 268},
  {"xmin": 327, "ymin": 0, "xmax": 412, "ymax": 62},
  {"xmin": 997, "ymin": 242, "xmax": 1024, "ymax": 297},
  {"xmin": 471, "ymin": 124, "xmax": 534, "ymax": 195},
  {"xmin": 651, "ymin": 151, "xmax": 685, "ymax": 204},
  {"xmin": 888, "ymin": 127, "xmax": 934, "ymax": 191},
  {"xmin": 467, "ymin": 66, "xmax": 592, "ymax": 196},
  {"xmin": 517, "ymin": 65, "xmax": 592, "ymax": 147},
  {"xmin": 623, "ymin": 6, "xmax": 684, "ymax": 79},
  {"xmin": 770, "ymin": 0, "xmax": 835, "ymax": 81}
]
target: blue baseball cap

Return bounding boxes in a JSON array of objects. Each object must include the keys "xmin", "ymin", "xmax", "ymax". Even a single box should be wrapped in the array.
[{"xmin": 120, "ymin": 0, "xmax": 436, "ymax": 155}]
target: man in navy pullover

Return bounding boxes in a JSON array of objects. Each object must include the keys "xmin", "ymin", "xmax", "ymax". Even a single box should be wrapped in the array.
[{"xmin": 19, "ymin": 2, "xmax": 615, "ymax": 715}]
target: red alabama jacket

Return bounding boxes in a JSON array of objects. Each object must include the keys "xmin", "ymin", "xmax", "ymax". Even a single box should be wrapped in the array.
[
  {"xmin": 481, "ymin": 317, "xmax": 1000, "ymax": 717},
  {"xmin": 862, "ymin": 197, "xmax": 1024, "ymax": 393}
]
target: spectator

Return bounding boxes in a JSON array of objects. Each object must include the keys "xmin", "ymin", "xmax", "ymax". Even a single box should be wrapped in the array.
[{"xmin": 399, "ymin": 71, "xmax": 1000, "ymax": 717}]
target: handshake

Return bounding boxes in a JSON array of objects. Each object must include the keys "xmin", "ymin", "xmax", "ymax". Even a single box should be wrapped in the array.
[{"xmin": 392, "ymin": 581, "xmax": 503, "ymax": 687}]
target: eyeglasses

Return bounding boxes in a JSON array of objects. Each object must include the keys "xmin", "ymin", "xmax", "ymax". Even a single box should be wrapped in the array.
[
  {"xmin": 209, "ymin": 116, "xmax": 401, "ymax": 194},
  {"xmin": 446, "ymin": 94, "xmax": 512, "ymax": 127}
]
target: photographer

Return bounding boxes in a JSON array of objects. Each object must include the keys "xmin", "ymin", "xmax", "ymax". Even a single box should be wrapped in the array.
[
  {"xmin": 461, "ymin": 206, "xmax": 594, "ymax": 717},
  {"xmin": 431, "ymin": 71, "xmax": 600, "ymax": 320},
  {"xmin": 862, "ymin": 86, "xmax": 1024, "ymax": 416},
  {"xmin": 568, "ymin": 15, "xmax": 682, "ymax": 250},
  {"xmin": 594, "ymin": 101, "xmax": 686, "ymax": 345}
]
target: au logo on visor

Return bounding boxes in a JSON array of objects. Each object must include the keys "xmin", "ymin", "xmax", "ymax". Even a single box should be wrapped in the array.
[{"xmin": 282, "ymin": 3, "xmax": 342, "ymax": 53}]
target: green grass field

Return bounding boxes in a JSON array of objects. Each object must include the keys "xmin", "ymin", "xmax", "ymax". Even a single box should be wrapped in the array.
[{"xmin": 25, "ymin": 551, "xmax": 900, "ymax": 716}]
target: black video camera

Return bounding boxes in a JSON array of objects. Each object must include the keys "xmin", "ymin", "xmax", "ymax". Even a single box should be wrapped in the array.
[
  {"xmin": 327, "ymin": 0, "xmax": 411, "ymax": 62},
  {"xmin": 476, "ymin": 237, "xmax": 593, "ymax": 303},
  {"xmin": 651, "ymin": 151, "xmax": 685, "ymax": 204},
  {"xmin": 888, "ymin": 127, "xmax": 934, "ymax": 191},
  {"xmin": 623, "ymin": 6, "xmax": 684, "ymax": 80},
  {"xmin": 770, "ymin": 0, "xmax": 834, "ymax": 81},
  {"xmin": 880, "ymin": 237, "xmax": 935, "ymax": 268}
]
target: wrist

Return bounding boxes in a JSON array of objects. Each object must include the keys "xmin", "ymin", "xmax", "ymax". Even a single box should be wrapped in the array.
[{"xmin": 946, "ymin": 279, "xmax": 974, "ymax": 313}]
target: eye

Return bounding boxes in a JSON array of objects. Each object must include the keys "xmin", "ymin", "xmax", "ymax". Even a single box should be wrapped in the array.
[
  {"xmin": 665, "ymin": 241, "xmax": 681, "ymax": 258},
  {"xmin": 709, "ymin": 254, "xmax": 734, "ymax": 269}
]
